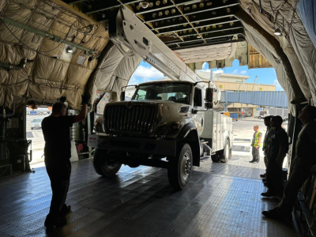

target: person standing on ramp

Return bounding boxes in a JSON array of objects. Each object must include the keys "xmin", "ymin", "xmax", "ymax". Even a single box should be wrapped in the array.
[
  {"xmin": 250, "ymin": 125, "xmax": 262, "ymax": 163},
  {"xmin": 42, "ymin": 94, "xmax": 90, "ymax": 228}
]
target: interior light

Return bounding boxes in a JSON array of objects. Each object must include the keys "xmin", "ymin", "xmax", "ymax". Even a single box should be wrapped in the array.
[
  {"xmin": 66, "ymin": 47, "xmax": 73, "ymax": 53},
  {"xmin": 139, "ymin": 1, "xmax": 150, "ymax": 9},
  {"xmin": 274, "ymin": 28, "xmax": 282, "ymax": 36}
]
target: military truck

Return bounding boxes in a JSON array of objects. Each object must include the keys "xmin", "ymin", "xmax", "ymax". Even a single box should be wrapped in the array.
[{"xmin": 88, "ymin": 81, "xmax": 233, "ymax": 189}]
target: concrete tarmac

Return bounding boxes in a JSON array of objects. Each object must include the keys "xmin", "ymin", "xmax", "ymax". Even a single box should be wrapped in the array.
[{"xmin": 27, "ymin": 116, "xmax": 288, "ymax": 169}]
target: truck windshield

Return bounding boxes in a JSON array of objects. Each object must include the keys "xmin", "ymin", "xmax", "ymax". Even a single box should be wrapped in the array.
[{"xmin": 133, "ymin": 83, "xmax": 191, "ymax": 104}]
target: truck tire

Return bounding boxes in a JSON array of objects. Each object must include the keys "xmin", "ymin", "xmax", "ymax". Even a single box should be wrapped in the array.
[
  {"xmin": 220, "ymin": 141, "xmax": 231, "ymax": 163},
  {"xmin": 93, "ymin": 148, "xmax": 122, "ymax": 177},
  {"xmin": 168, "ymin": 143, "xmax": 193, "ymax": 190}
]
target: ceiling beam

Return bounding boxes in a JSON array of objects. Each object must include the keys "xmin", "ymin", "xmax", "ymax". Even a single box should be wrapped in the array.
[
  {"xmin": 177, "ymin": 22, "xmax": 243, "ymax": 37},
  {"xmin": 63, "ymin": 0, "xmax": 87, "ymax": 4},
  {"xmin": 145, "ymin": 6, "xmax": 238, "ymax": 23},
  {"xmin": 180, "ymin": 0, "xmax": 239, "ymax": 16},
  {"xmin": 166, "ymin": 28, "xmax": 244, "ymax": 45},
  {"xmin": 152, "ymin": 17, "xmax": 239, "ymax": 32},
  {"xmin": 143, "ymin": 8, "xmax": 182, "ymax": 22},
  {"xmin": 168, "ymin": 38, "xmax": 245, "ymax": 50},
  {"xmin": 135, "ymin": 2, "xmax": 174, "ymax": 15},
  {"xmin": 81, "ymin": 0, "xmax": 141, "ymax": 14}
]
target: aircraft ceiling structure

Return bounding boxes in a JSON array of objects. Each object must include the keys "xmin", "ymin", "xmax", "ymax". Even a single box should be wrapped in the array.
[{"xmin": 0, "ymin": 0, "xmax": 315, "ymax": 113}]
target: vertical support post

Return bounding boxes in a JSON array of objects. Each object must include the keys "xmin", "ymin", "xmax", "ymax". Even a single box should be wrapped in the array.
[
  {"xmin": 24, "ymin": 106, "xmax": 31, "ymax": 172},
  {"xmin": 87, "ymin": 112, "xmax": 92, "ymax": 159},
  {"xmin": 0, "ymin": 114, "xmax": 7, "ymax": 161},
  {"xmin": 243, "ymin": 78, "xmax": 246, "ymax": 92},
  {"xmin": 224, "ymin": 103, "xmax": 228, "ymax": 112},
  {"xmin": 252, "ymin": 76, "xmax": 259, "ymax": 91}
]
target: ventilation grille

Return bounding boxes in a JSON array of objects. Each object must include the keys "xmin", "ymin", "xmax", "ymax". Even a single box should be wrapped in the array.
[{"xmin": 105, "ymin": 104, "xmax": 158, "ymax": 134}]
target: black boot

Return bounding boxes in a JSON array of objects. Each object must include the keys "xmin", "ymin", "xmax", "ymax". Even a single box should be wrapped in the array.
[
  {"xmin": 44, "ymin": 214, "xmax": 67, "ymax": 229},
  {"xmin": 59, "ymin": 204, "xmax": 71, "ymax": 217}
]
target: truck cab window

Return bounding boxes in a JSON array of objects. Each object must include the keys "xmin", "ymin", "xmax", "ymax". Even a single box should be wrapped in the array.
[
  {"xmin": 194, "ymin": 87, "xmax": 202, "ymax": 107},
  {"xmin": 133, "ymin": 83, "xmax": 191, "ymax": 104},
  {"xmin": 135, "ymin": 89, "xmax": 146, "ymax": 100}
]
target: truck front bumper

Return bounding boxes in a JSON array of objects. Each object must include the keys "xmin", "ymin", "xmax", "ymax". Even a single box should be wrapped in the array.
[{"xmin": 88, "ymin": 135, "xmax": 176, "ymax": 157}]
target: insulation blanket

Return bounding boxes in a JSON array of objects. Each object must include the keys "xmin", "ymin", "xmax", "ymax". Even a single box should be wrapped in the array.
[
  {"xmin": 1, "ymin": 0, "xmax": 316, "ymax": 113},
  {"xmin": 297, "ymin": 0, "xmax": 316, "ymax": 48},
  {"xmin": 0, "ymin": 0, "xmax": 113, "ymax": 110}
]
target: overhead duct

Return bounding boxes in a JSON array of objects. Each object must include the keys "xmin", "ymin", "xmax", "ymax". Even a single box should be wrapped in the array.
[
  {"xmin": 0, "ymin": 58, "xmax": 27, "ymax": 71},
  {"xmin": 0, "ymin": 17, "xmax": 97, "ymax": 56}
]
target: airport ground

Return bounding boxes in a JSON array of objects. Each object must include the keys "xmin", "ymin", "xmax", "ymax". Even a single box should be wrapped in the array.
[{"xmin": 27, "ymin": 115, "xmax": 288, "ymax": 170}]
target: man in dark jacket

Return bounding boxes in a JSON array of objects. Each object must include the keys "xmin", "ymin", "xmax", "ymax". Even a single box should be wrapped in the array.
[
  {"xmin": 261, "ymin": 116, "xmax": 288, "ymax": 197},
  {"xmin": 262, "ymin": 105, "xmax": 316, "ymax": 223},
  {"xmin": 42, "ymin": 94, "xmax": 89, "ymax": 228},
  {"xmin": 260, "ymin": 116, "xmax": 273, "ymax": 178}
]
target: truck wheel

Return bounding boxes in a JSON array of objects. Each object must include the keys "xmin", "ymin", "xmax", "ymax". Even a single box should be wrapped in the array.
[
  {"xmin": 93, "ymin": 148, "xmax": 122, "ymax": 177},
  {"xmin": 168, "ymin": 143, "xmax": 193, "ymax": 190},
  {"xmin": 220, "ymin": 141, "xmax": 230, "ymax": 163}
]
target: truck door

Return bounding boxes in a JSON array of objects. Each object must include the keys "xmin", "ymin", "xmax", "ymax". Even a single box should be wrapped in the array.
[{"xmin": 193, "ymin": 87, "xmax": 204, "ymax": 137}]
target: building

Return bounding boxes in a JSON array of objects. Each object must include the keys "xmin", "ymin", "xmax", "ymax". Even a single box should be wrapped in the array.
[{"xmin": 196, "ymin": 71, "xmax": 275, "ymax": 92}]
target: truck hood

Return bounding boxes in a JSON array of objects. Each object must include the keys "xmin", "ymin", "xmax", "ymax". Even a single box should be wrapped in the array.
[
  {"xmin": 106, "ymin": 100, "xmax": 190, "ymax": 121},
  {"xmin": 110, "ymin": 100, "xmax": 185, "ymax": 105}
]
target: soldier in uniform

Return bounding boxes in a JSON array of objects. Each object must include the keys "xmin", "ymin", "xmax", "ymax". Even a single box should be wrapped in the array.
[
  {"xmin": 261, "ymin": 116, "xmax": 273, "ymax": 178},
  {"xmin": 261, "ymin": 116, "xmax": 288, "ymax": 197},
  {"xmin": 262, "ymin": 105, "xmax": 316, "ymax": 223}
]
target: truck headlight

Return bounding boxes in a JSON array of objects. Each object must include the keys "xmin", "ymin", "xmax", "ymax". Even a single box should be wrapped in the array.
[
  {"xmin": 157, "ymin": 122, "xmax": 181, "ymax": 135},
  {"xmin": 179, "ymin": 106, "xmax": 189, "ymax": 113},
  {"xmin": 160, "ymin": 125, "xmax": 170, "ymax": 135}
]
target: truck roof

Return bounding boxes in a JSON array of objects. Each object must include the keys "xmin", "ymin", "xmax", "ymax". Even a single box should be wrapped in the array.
[
  {"xmin": 137, "ymin": 81, "xmax": 195, "ymax": 86},
  {"xmin": 136, "ymin": 80, "xmax": 217, "ymax": 91}
]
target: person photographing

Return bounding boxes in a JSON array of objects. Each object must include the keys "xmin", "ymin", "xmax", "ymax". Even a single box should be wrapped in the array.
[{"xmin": 42, "ymin": 93, "xmax": 90, "ymax": 228}]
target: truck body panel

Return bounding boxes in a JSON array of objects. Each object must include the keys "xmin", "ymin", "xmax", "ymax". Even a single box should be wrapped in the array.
[{"xmin": 201, "ymin": 110, "xmax": 233, "ymax": 153}]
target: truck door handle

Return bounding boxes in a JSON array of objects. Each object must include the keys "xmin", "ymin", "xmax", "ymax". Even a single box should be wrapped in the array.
[{"xmin": 201, "ymin": 118, "xmax": 204, "ymax": 126}]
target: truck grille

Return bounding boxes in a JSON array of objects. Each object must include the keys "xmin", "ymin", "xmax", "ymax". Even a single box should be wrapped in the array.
[{"xmin": 105, "ymin": 104, "xmax": 158, "ymax": 134}]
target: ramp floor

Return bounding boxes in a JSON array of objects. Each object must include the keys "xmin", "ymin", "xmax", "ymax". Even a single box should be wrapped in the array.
[{"xmin": 0, "ymin": 153, "xmax": 299, "ymax": 237}]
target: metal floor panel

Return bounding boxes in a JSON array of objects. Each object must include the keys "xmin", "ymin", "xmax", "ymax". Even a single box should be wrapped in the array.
[{"xmin": 0, "ymin": 155, "xmax": 299, "ymax": 237}]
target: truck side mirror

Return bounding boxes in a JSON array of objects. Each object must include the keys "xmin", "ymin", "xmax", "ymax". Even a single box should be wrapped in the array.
[
  {"xmin": 205, "ymin": 88, "xmax": 213, "ymax": 109},
  {"xmin": 120, "ymin": 91, "xmax": 125, "ymax": 101}
]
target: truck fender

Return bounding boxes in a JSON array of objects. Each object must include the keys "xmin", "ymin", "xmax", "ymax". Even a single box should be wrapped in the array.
[
  {"xmin": 177, "ymin": 123, "xmax": 200, "ymax": 167},
  {"xmin": 177, "ymin": 123, "xmax": 196, "ymax": 139}
]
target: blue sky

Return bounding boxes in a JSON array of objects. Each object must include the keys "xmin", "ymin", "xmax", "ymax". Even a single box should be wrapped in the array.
[{"xmin": 129, "ymin": 59, "xmax": 284, "ymax": 91}]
